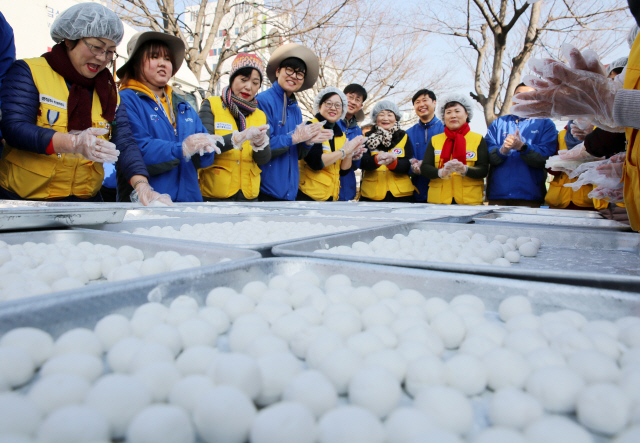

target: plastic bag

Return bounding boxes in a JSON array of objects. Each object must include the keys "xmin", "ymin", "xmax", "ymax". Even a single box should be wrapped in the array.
[{"xmin": 564, "ymin": 157, "xmax": 623, "ymax": 191}]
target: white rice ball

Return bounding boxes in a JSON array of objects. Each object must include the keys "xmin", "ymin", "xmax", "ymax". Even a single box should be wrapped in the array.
[
  {"xmin": 249, "ymin": 402, "xmax": 317, "ymax": 443},
  {"xmin": 483, "ymin": 348, "xmax": 531, "ymax": 390},
  {"xmin": 282, "ymin": 370, "xmax": 338, "ymax": 418},
  {"xmin": 133, "ymin": 362, "xmax": 182, "ymax": 402},
  {"xmin": 489, "ymin": 387, "xmax": 544, "ymax": 430},
  {"xmin": 39, "ymin": 353, "xmax": 103, "ymax": 382},
  {"xmin": 94, "ymin": 314, "xmax": 132, "ymax": 349},
  {"xmin": 53, "ymin": 328, "xmax": 103, "ymax": 358},
  {"xmin": 256, "ymin": 352, "xmax": 303, "ymax": 406},
  {"xmin": 498, "ymin": 296, "xmax": 532, "ymax": 322},
  {"xmin": 384, "ymin": 407, "xmax": 435, "ymax": 443},
  {"xmin": 193, "ymin": 386, "xmax": 256, "ymax": 443},
  {"xmin": 444, "ymin": 353, "xmax": 487, "ymax": 395},
  {"xmin": 0, "ymin": 347, "xmax": 34, "ymax": 388},
  {"xmin": 35, "ymin": 405, "xmax": 109, "ymax": 443},
  {"xmin": 525, "ymin": 366, "xmax": 585, "ymax": 413},
  {"xmin": 0, "ymin": 327, "xmax": 53, "ymax": 366},
  {"xmin": 126, "ymin": 404, "xmax": 195, "ymax": 443},
  {"xmin": 0, "ymin": 392, "xmax": 41, "ymax": 436},
  {"xmin": 413, "ymin": 385, "xmax": 473, "ymax": 436},
  {"xmin": 168, "ymin": 375, "xmax": 214, "ymax": 413},
  {"xmin": 576, "ymin": 383, "xmax": 630, "ymax": 435},
  {"xmin": 209, "ymin": 353, "xmax": 262, "ymax": 401},
  {"xmin": 27, "ymin": 373, "xmax": 90, "ymax": 415},
  {"xmin": 524, "ymin": 416, "xmax": 592, "ymax": 443},
  {"xmin": 318, "ymin": 405, "xmax": 384, "ymax": 443},
  {"xmin": 348, "ymin": 366, "xmax": 401, "ymax": 418}
]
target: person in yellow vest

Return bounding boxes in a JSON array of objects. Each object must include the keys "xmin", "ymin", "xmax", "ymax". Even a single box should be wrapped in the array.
[
  {"xmin": 198, "ymin": 54, "xmax": 272, "ymax": 201},
  {"xmin": 545, "ymin": 129, "xmax": 609, "ymax": 210},
  {"xmin": 419, "ymin": 93, "xmax": 489, "ymax": 205},
  {"xmin": 360, "ymin": 101, "xmax": 415, "ymax": 202},
  {"xmin": 297, "ymin": 87, "xmax": 366, "ymax": 201},
  {"xmin": 0, "ymin": 3, "xmax": 169, "ymax": 205}
]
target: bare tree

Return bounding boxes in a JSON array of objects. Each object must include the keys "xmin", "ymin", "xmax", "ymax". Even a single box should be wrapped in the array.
[
  {"xmin": 419, "ymin": 0, "xmax": 630, "ymax": 127},
  {"xmin": 111, "ymin": 0, "xmax": 355, "ymax": 92},
  {"xmin": 292, "ymin": 0, "xmax": 458, "ymax": 123}
]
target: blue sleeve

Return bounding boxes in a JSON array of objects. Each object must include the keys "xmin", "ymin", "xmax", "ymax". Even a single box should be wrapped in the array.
[
  {"xmin": 112, "ymin": 103, "xmax": 149, "ymax": 181},
  {"xmin": 118, "ymin": 90, "xmax": 183, "ymax": 165},
  {"xmin": 0, "ymin": 12, "xmax": 16, "ymax": 138},
  {"xmin": 564, "ymin": 121, "xmax": 582, "ymax": 150},
  {"xmin": 485, "ymin": 119, "xmax": 508, "ymax": 160},
  {"xmin": 0, "ymin": 60, "xmax": 54, "ymax": 153},
  {"xmin": 257, "ymin": 98, "xmax": 294, "ymax": 151},
  {"xmin": 522, "ymin": 120, "xmax": 558, "ymax": 156}
]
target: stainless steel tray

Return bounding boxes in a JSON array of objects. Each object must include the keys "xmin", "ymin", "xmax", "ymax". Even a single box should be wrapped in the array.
[
  {"xmin": 279, "ymin": 209, "xmax": 474, "ymax": 223},
  {"xmin": 474, "ymin": 212, "xmax": 631, "ymax": 231},
  {"xmin": 74, "ymin": 215, "xmax": 397, "ymax": 256},
  {"xmin": 0, "ymin": 206, "xmax": 127, "ymax": 231},
  {"xmin": 248, "ymin": 201, "xmax": 391, "ymax": 212},
  {"xmin": 494, "ymin": 207, "xmax": 604, "ymax": 219},
  {"xmin": 272, "ymin": 221, "xmax": 640, "ymax": 292}
]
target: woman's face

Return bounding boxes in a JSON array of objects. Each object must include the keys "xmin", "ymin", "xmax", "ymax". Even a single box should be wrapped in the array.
[
  {"xmin": 376, "ymin": 110, "xmax": 397, "ymax": 130},
  {"xmin": 319, "ymin": 94, "xmax": 343, "ymax": 123},
  {"xmin": 67, "ymin": 37, "xmax": 116, "ymax": 79},
  {"xmin": 231, "ymin": 69, "xmax": 261, "ymax": 101},
  {"xmin": 444, "ymin": 104, "xmax": 469, "ymax": 131},
  {"xmin": 141, "ymin": 47, "xmax": 173, "ymax": 90}
]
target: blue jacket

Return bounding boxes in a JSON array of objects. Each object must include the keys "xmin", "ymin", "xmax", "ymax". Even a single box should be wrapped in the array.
[
  {"xmin": 0, "ymin": 12, "xmax": 15, "ymax": 140},
  {"xmin": 256, "ymin": 83, "xmax": 308, "ymax": 200},
  {"xmin": 564, "ymin": 120, "xmax": 582, "ymax": 150},
  {"xmin": 486, "ymin": 115, "xmax": 558, "ymax": 202},
  {"xmin": 0, "ymin": 60, "xmax": 148, "ymax": 185},
  {"xmin": 118, "ymin": 88, "xmax": 214, "ymax": 202},
  {"xmin": 406, "ymin": 117, "xmax": 445, "ymax": 201},
  {"xmin": 336, "ymin": 116, "xmax": 362, "ymax": 201}
]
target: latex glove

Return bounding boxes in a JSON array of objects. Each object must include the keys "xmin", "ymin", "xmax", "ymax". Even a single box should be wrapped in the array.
[
  {"xmin": 182, "ymin": 133, "xmax": 223, "ymax": 160},
  {"xmin": 512, "ymin": 57, "xmax": 622, "ymax": 132},
  {"xmin": 306, "ymin": 128, "xmax": 334, "ymax": 146},
  {"xmin": 130, "ymin": 182, "xmax": 173, "ymax": 206},
  {"xmin": 557, "ymin": 142, "xmax": 599, "ymax": 161},
  {"xmin": 247, "ymin": 124, "xmax": 270, "ymax": 151},
  {"xmin": 410, "ymin": 158, "xmax": 422, "ymax": 174},
  {"xmin": 68, "ymin": 128, "xmax": 120, "ymax": 163},
  {"xmin": 342, "ymin": 136, "xmax": 365, "ymax": 157},
  {"xmin": 291, "ymin": 121, "xmax": 323, "ymax": 145},
  {"xmin": 504, "ymin": 129, "xmax": 525, "ymax": 151}
]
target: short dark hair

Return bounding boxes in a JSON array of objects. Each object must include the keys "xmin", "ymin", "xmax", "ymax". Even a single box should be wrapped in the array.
[
  {"xmin": 444, "ymin": 101, "xmax": 470, "ymax": 123},
  {"xmin": 121, "ymin": 40, "xmax": 177, "ymax": 85},
  {"xmin": 513, "ymin": 82, "xmax": 530, "ymax": 94},
  {"xmin": 343, "ymin": 83, "xmax": 367, "ymax": 102},
  {"xmin": 230, "ymin": 66, "xmax": 261, "ymax": 86},
  {"xmin": 412, "ymin": 89, "xmax": 436, "ymax": 104},
  {"xmin": 279, "ymin": 57, "xmax": 307, "ymax": 75}
]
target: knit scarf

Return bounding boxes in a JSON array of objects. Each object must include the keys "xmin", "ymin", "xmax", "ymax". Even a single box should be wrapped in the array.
[
  {"xmin": 221, "ymin": 86, "xmax": 257, "ymax": 131},
  {"xmin": 439, "ymin": 122, "xmax": 471, "ymax": 168},
  {"xmin": 42, "ymin": 42, "xmax": 118, "ymax": 131},
  {"xmin": 367, "ymin": 122, "xmax": 400, "ymax": 151}
]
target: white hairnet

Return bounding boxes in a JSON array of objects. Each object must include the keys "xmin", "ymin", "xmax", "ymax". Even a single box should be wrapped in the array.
[
  {"xmin": 628, "ymin": 24, "xmax": 640, "ymax": 50},
  {"xmin": 437, "ymin": 92, "xmax": 475, "ymax": 122},
  {"xmin": 50, "ymin": 3, "xmax": 125, "ymax": 45},
  {"xmin": 313, "ymin": 87, "xmax": 348, "ymax": 121},
  {"xmin": 607, "ymin": 57, "xmax": 628, "ymax": 76},
  {"xmin": 370, "ymin": 100, "xmax": 402, "ymax": 123}
]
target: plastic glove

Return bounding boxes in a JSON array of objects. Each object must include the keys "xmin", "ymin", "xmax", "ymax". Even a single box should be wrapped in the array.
[
  {"xmin": 561, "ymin": 44, "xmax": 607, "ymax": 77},
  {"xmin": 307, "ymin": 128, "xmax": 334, "ymax": 146},
  {"xmin": 130, "ymin": 182, "xmax": 173, "ymax": 206},
  {"xmin": 291, "ymin": 121, "xmax": 323, "ymax": 145},
  {"xmin": 512, "ymin": 57, "xmax": 623, "ymax": 132},
  {"xmin": 68, "ymin": 128, "xmax": 120, "ymax": 163},
  {"xmin": 596, "ymin": 152, "xmax": 625, "ymax": 179},
  {"xmin": 504, "ymin": 129, "xmax": 525, "ymax": 151},
  {"xmin": 375, "ymin": 152, "xmax": 395, "ymax": 166},
  {"xmin": 588, "ymin": 186, "xmax": 624, "ymax": 203},
  {"xmin": 438, "ymin": 168, "xmax": 452, "ymax": 179},
  {"xmin": 410, "ymin": 158, "xmax": 422, "ymax": 174},
  {"xmin": 445, "ymin": 159, "xmax": 468, "ymax": 175},
  {"xmin": 247, "ymin": 124, "xmax": 270, "ymax": 151},
  {"xmin": 352, "ymin": 146, "xmax": 367, "ymax": 161},
  {"xmin": 182, "ymin": 133, "xmax": 223, "ymax": 160},
  {"xmin": 557, "ymin": 143, "xmax": 600, "ymax": 161},
  {"xmin": 342, "ymin": 136, "xmax": 365, "ymax": 157},
  {"xmin": 570, "ymin": 122, "xmax": 594, "ymax": 141},
  {"xmin": 231, "ymin": 130, "xmax": 248, "ymax": 150},
  {"xmin": 565, "ymin": 156, "xmax": 623, "ymax": 190}
]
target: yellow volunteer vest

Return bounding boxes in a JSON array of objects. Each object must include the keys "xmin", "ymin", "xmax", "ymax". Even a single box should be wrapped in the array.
[
  {"xmin": 361, "ymin": 134, "xmax": 415, "ymax": 200},
  {"xmin": 198, "ymin": 97, "xmax": 266, "ymax": 200},
  {"xmin": 427, "ymin": 131, "xmax": 484, "ymax": 205},
  {"xmin": 0, "ymin": 57, "xmax": 114, "ymax": 199},
  {"xmin": 545, "ymin": 130, "xmax": 608, "ymax": 210},
  {"xmin": 624, "ymin": 34, "xmax": 640, "ymax": 231},
  {"xmin": 298, "ymin": 119, "xmax": 346, "ymax": 201}
]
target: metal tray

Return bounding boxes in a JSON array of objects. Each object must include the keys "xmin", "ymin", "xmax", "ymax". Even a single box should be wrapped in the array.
[
  {"xmin": 279, "ymin": 209, "xmax": 474, "ymax": 223},
  {"xmin": 474, "ymin": 212, "xmax": 631, "ymax": 231},
  {"xmin": 0, "ymin": 206, "xmax": 127, "ymax": 231},
  {"xmin": 272, "ymin": 221, "xmax": 640, "ymax": 292},
  {"xmin": 494, "ymin": 206, "xmax": 604, "ymax": 219},
  {"xmin": 74, "ymin": 215, "xmax": 397, "ymax": 256},
  {"xmin": 248, "ymin": 201, "xmax": 392, "ymax": 212}
]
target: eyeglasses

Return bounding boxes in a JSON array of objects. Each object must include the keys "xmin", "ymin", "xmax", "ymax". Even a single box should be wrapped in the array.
[
  {"xmin": 83, "ymin": 39, "xmax": 118, "ymax": 61},
  {"xmin": 346, "ymin": 93, "xmax": 363, "ymax": 104},
  {"xmin": 322, "ymin": 101, "xmax": 343, "ymax": 110},
  {"xmin": 284, "ymin": 67, "xmax": 305, "ymax": 80}
]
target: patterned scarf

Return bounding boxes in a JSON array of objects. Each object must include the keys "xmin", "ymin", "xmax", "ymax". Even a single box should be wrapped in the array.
[
  {"xmin": 42, "ymin": 42, "xmax": 118, "ymax": 131},
  {"xmin": 439, "ymin": 122, "xmax": 471, "ymax": 168},
  {"xmin": 221, "ymin": 86, "xmax": 258, "ymax": 131},
  {"xmin": 367, "ymin": 122, "xmax": 400, "ymax": 151}
]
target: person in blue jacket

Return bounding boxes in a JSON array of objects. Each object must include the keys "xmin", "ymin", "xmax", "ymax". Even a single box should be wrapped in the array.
[
  {"xmin": 486, "ymin": 82, "xmax": 558, "ymax": 207},
  {"xmin": 0, "ymin": 3, "xmax": 166, "ymax": 205},
  {"xmin": 257, "ymin": 43, "xmax": 329, "ymax": 201},
  {"xmin": 406, "ymin": 88, "xmax": 445, "ymax": 202},
  {"xmin": 116, "ymin": 31, "xmax": 222, "ymax": 202},
  {"xmin": 336, "ymin": 83, "xmax": 367, "ymax": 201},
  {"xmin": 0, "ymin": 12, "xmax": 15, "ymax": 148}
]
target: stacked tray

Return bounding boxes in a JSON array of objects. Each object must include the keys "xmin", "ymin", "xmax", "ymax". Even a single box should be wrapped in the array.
[
  {"xmin": 473, "ymin": 212, "xmax": 631, "ymax": 232},
  {"xmin": 74, "ymin": 215, "xmax": 398, "ymax": 256},
  {"xmin": 272, "ymin": 221, "xmax": 640, "ymax": 292},
  {"xmin": 493, "ymin": 207, "xmax": 604, "ymax": 219}
]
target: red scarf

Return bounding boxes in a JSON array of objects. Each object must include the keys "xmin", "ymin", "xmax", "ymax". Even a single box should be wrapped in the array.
[
  {"xmin": 439, "ymin": 122, "xmax": 470, "ymax": 168},
  {"xmin": 42, "ymin": 43, "xmax": 118, "ymax": 132}
]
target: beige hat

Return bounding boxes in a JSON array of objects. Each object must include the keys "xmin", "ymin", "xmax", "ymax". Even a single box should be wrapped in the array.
[
  {"xmin": 355, "ymin": 109, "xmax": 365, "ymax": 122},
  {"xmin": 116, "ymin": 31, "xmax": 185, "ymax": 80},
  {"xmin": 266, "ymin": 43, "xmax": 319, "ymax": 92}
]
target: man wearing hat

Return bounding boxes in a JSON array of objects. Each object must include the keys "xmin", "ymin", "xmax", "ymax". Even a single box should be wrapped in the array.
[
  {"xmin": 256, "ymin": 43, "xmax": 330, "ymax": 201},
  {"xmin": 336, "ymin": 83, "xmax": 367, "ymax": 201}
]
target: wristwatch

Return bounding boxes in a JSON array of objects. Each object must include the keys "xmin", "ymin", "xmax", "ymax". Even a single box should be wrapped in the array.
[{"xmin": 339, "ymin": 148, "xmax": 346, "ymax": 159}]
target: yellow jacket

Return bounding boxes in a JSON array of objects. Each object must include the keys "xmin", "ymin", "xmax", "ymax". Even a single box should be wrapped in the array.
[{"xmin": 361, "ymin": 134, "xmax": 415, "ymax": 200}]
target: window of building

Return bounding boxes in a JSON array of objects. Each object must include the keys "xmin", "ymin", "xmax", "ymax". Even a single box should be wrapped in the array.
[{"xmin": 235, "ymin": 27, "xmax": 240, "ymax": 35}]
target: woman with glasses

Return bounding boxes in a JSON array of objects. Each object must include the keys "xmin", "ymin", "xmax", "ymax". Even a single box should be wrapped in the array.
[
  {"xmin": 0, "ymin": 3, "xmax": 165, "ymax": 204},
  {"xmin": 297, "ymin": 87, "xmax": 366, "ymax": 201}
]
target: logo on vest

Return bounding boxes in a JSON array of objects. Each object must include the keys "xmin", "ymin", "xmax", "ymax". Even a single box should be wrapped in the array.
[
  {"xmin": 391, "ymin": 147, "xmax": 403, "ymax": 156},
  {"xmin": 185, "ymin": 118, "xmax": 194, "ymax": 123},
  {"xmin": 46, "ymin": 110, "xmax": 59, "ymax": 128},
  {"xmin": 39, "ymin": 94, "xmax": 67, "ymax": 110},
  {"xmin": 466, "ymin": 151, "xmax": 476, "ymax": 160},
  {"xmin": 215, "ymin": 122, "xmax": 233, "ymax": 131},
  {"xmin": 150, "ymin": 114, "xmax": 159, "ymax": 122}
]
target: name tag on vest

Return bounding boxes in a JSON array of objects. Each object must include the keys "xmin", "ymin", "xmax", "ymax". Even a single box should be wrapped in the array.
[
  {"xmin": 40, "ymin": 94, "xmax": 67, "ymax": 110},
  {"xmin": 466, "ymin": 151, "xmax": 477, "ymax": 160},
  {"xmin": 323, "ymin": 145, "xmax": 331, "ymax": 152},
  {"xmin": 434, "ymin": 150, "xmax": 442, "ymax": 155},
  {"xmin": 215, "ymin": 122, "xmax": 233, "ymax": 131}
]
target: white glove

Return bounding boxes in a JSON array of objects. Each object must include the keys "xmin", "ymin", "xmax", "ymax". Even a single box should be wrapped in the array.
[
  {"xmin": 410, "ymin": 158, "xmax": 422, "ymax": 174},
  {"xmin": 342, "ymin": 136, "xmax": 365, "ymax": 157},
  {"xmin": 67, "ymin": 127, "xmax": 120, "ymax": 163},
  {"xmin": 182, "ymin": 133, "xmax": 223, "ymax": 160},
  {"xmin": 445, "ymin": 159, "xmax": 468, "ymax": 175},
  {"xmin": 438, "ymin": 168, "xmax": 452, "ymax": 179},
  {"xmin": 130, "ymin": 182, "xmax": 173, "ymax": 206},
  {"xmin": 558, "ymin": 142, "xmax": 599, "ymax": 161},
  {"xmin": 247, "ymin": 124, "xmax": 270, "ymax": 151},
  {"xmin": 375, "ymin": 152, "xmax": 396, "ymax": 166},
  {"xmin": 291, "ymin": 121, "xmax": 323, "ymax": 145}
]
